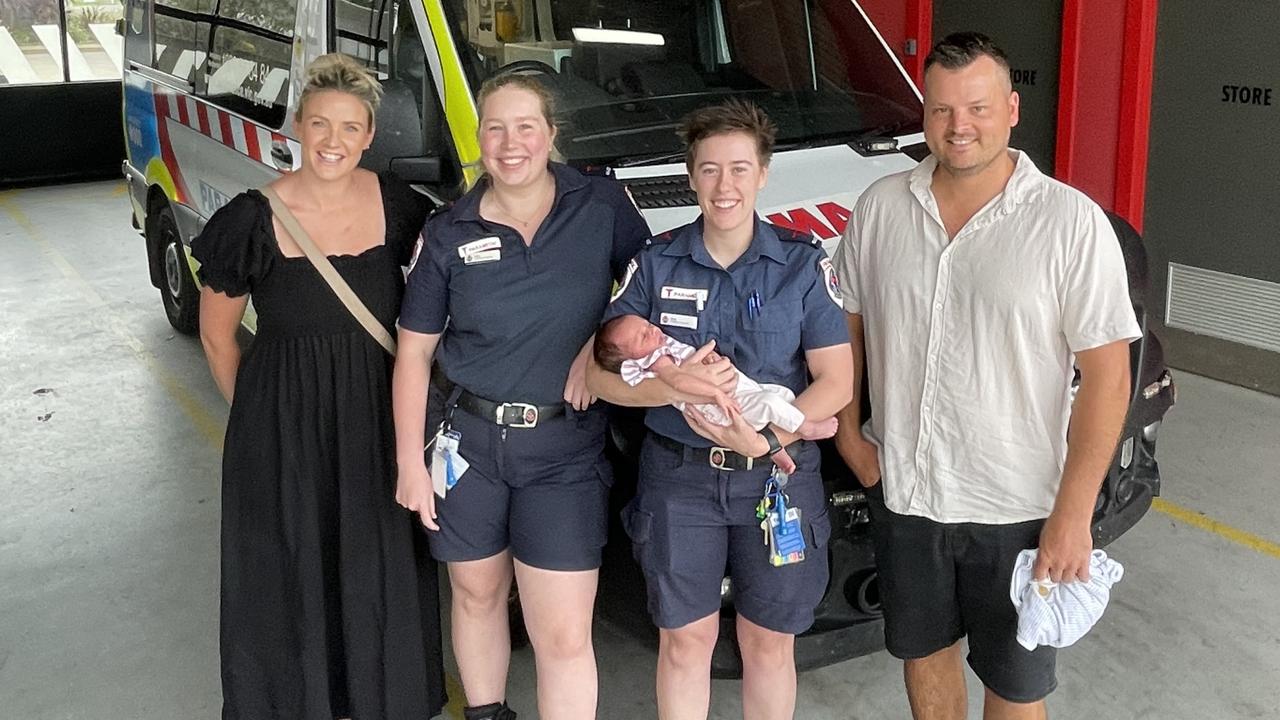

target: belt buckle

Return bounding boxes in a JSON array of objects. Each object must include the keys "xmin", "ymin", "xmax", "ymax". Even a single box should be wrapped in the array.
[
  {"xmin": 497, "ymin": 402, "xmax": 538, "ymax": 428},
  {"xmin": 709, "ymin": 446, "xmax": 751, "ymax": 471}
]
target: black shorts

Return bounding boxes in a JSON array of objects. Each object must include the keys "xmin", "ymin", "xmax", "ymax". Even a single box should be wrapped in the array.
[
  {"xmin": 423, "ymin": 382, "xmax": 612, "ymax": 572},
  {"xmin": 866, "ymin": 483, "xmax": 1057, "ymax": 703}
]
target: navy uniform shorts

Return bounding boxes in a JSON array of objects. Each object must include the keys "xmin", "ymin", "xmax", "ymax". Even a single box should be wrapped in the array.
[
  {"xmin": 622, "ymin": 434, "xmax": 831, "ymax": 635},
  {"xmin": 423, "ymin": 383, "xmax": 612, "ymax": 572},
  {"xmin": 865, "ymin": 482, "xmax": 1057, "ymax": 703}
]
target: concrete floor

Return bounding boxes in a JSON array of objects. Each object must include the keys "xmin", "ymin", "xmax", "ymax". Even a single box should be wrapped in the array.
[{"xmin": 2, "ymin": 180, "xmax": 1278, "ymax": 719}]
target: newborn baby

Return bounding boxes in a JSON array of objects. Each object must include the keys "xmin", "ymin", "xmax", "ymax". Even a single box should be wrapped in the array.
[{"xmin": 595, "ymin": 314, "xmax": 837, "ymax": 473}]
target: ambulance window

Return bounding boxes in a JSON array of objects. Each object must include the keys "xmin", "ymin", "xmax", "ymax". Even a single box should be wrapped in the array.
[
  {"xmin": 200, "ymin": 0, "xmax": 298, "ymax": 128},
  {"xmin": 153, "ymin": 1, "xmax": 209, "ymax": 85},
  {"xmin": 336, "ymin": 0, "xmax": 395, "ymax": 76}
]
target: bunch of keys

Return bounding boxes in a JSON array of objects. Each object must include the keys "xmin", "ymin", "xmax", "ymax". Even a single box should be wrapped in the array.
[{"xmin": 756, "ymin": 469, "xmax": 806, "ymax": 566}]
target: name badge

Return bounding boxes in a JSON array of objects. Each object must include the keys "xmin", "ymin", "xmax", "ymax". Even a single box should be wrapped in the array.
[
  {"xmin": 660, "ymin": 286, "xmax": 708, "ymax": 310},
  {"xmin": 660, "ymin": 312, "xmax": 698, "ymax": 330},
  {"xmin": 463, "ymin": 248, "xmax": 501, "ymax": 265},
  {"xmin": 458, "ymin": 236, "xmax": 502, "ymax": 259}
]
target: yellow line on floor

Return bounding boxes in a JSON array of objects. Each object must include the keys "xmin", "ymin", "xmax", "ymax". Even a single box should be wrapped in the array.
[
  {"xmin": 3, "ymin": 187, "xmax": 467, "ymax": 719},
  {"xmin": 1153, "ymin": 498, "xmax": 1280, "ymax": 560},
  {"xmin": 0, "ymin": 191, "xmax": 226, "ymax": 449}
]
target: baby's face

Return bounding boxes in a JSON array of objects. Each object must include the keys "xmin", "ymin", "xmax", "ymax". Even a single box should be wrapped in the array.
[{"xmin": 615, "ymin": 315, "xmax": 666, "ymax": 358}]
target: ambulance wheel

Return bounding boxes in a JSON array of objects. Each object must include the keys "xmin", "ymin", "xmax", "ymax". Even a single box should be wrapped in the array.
[{"xmin": 154, "ymin": 207, "xmax": 200, "ymax": 335}]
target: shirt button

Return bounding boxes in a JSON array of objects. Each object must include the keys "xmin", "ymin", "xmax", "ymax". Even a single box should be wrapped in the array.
[{"xmin": 934, "ymin": 303, "xmax": 943, "ymax": 311}]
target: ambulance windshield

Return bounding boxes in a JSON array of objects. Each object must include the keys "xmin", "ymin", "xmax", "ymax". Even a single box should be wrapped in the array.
[{"xmin": 442, "ymin": 0, "xmax": 922, "ymax": 166}]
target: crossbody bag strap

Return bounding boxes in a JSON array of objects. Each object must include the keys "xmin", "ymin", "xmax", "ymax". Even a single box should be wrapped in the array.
[{"xmin": 260, "ymin": 186, "xmax": 397, "ymax": 356}]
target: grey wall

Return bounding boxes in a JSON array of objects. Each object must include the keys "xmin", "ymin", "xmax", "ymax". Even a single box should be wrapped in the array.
[{"xmin": 932, "ymin": 0, "xmax": 1062, "ymax": 175}]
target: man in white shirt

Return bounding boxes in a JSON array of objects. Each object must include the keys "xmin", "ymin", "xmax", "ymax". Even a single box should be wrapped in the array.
[{"xmin": 831, "ymin": 32, "xmax": 1141, "ymax": 720}]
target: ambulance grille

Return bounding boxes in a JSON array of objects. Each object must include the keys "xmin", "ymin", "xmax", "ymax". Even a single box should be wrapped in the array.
[
  {"xmin": 1166, "ymin": 263, "xmax": 1280, "ymax": 353},
  {"xmin": 623, "ymin": 175, "xmax": 698, "ymax": 209}
]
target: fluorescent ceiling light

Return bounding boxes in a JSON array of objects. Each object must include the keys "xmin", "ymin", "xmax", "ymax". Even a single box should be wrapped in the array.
[{"xmin": 571, "ymin": 27, "xmax": 665, "ymax": 46}]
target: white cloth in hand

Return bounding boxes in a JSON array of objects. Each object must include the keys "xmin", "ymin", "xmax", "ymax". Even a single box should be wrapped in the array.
[{"xmin": 1010, "ymin": 548, "xmax": 1124, "ymax": 651}]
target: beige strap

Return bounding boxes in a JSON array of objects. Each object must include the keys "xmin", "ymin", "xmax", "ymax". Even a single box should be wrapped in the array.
[{"xmin": 261, "ymin": 186, "xmax": 397, "ymax": 356}]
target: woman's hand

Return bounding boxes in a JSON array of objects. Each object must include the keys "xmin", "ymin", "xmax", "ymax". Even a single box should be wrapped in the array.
[
  {"xmin": 683, "ymin": 404, "xmax": 769, "ymax": 457},
  {"xmin": 679, "ymin": 340, "xmax": 738, "ymax": 395},
  {"xmin": 396, "ymin": 456, "xmax": 439, "ymax": 531},
  {"xmin": 564, "ymin": 339, "xmax": 597, "ymax": 411}
]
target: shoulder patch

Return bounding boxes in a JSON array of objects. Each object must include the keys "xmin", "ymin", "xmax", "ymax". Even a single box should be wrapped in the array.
[
  {"xmin": 611, "ymin": 257, "xmax": 639, "ymax": 303},
  {"xmin": 775, "ymin": 225, "xmax": 821, "ymax": 247},
  {"xmin": 819, "ymin": 257, "xmax": 842, "ymax": 306}
]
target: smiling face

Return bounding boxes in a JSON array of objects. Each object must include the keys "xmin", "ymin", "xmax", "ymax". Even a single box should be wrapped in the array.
[
  {"xmin": 923, "ymin": 55, "xmax": 1019, "ymax": 178},
  {"xmin": 610, "ymin": 315, "xmax": 667, "ymax": 359},
  {"xmin": 294, "ymin": 89, "xmax": 374, "ymax": 180},
  {"xmin": 689, "ymin": 131, "xmax": 768, "ymax": 238},
  {"xmin": 478, "ymin": 85, "xmax": 556, "ymax": 189}
]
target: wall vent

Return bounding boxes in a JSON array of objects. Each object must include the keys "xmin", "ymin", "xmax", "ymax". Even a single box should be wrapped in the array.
[{"xmin": 1166, "ymin": 263, "xmax": 1280, "ymax": 353}]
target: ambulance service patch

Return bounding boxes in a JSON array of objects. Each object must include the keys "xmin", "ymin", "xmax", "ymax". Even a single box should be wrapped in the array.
[
  {"xmin": 611, "ymin": 258, "xmax": 638, "ymax": 303},
  {"xmin": 819, "ymin": 257, "xmax": 842, "ymax": 306}
]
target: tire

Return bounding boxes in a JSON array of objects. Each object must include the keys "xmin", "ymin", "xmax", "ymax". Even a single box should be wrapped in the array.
[{"xmin": 151, "ymin": 206, "xmax": 200, "ymax": 335}]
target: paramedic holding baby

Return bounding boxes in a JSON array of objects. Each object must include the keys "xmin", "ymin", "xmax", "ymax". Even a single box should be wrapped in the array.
[{"xmin": 587, "ymin": 100, "xmax": 852, "ymax": 720}]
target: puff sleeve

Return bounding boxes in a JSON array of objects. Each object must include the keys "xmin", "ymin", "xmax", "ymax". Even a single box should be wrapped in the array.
[
  {"xmin": 380, "ymin": 172, "xmax": 433, "ymax": 267},
  {"xmin": 190, "ymin": 192, "xmax": 276, "ymax": 297}
]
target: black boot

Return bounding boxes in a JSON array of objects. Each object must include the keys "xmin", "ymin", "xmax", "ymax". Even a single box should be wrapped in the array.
[{"xmin": 463, "ymin": 701, "xmax": 517, "ymax": 720}]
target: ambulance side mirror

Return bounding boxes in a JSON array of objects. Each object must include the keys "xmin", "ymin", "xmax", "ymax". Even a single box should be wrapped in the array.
[{"xmin": 388, "ymin": 156, "xmax": 443, "ymax": 184}]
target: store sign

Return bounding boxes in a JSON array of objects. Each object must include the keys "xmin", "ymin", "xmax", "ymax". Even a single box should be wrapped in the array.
[
  {"xmin": 1221, "ymin": 84, "xmax": 1273, "ymax": 106},
  {"xmin": 1012, "ymin": 68, "xmax": 1038, "ymax": 86}
]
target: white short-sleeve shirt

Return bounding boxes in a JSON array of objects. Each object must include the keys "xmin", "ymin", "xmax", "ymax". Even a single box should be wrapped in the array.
[{"xmin": 832, "ymin": 150, "xmax": 1141, "ymax": 524}]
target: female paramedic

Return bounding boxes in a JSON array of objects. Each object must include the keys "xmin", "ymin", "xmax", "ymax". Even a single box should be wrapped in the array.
[
  {"xmin": 587, "ymin": 100, "xmax": 854, "ymax": 720},
  {"xmin": 392, "ymin": 74, "xmax": 650, "ymax": 720}
]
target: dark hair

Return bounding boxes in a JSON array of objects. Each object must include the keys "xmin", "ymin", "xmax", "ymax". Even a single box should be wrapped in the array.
[
  {"xmin": 924, "ymin": 32, "xmax": 1011, "ymax": 86},
  {"xmin": 677, "ymin": 98, "xmax": 777, "ymax": 172},
  {"xmin": 593, "ymin": 319, "xmax": 629, "ymax": 374}
]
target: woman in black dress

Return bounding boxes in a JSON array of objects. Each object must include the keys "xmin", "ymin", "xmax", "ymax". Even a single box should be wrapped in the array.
[{"xmin": 192, "ymin": 54, "xmax": 444, "ymax": 720}]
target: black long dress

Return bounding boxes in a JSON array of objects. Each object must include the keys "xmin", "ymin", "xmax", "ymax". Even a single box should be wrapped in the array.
[{"xmin": 191, "ymin": 174, "xmax": 445, "ymax": 720}]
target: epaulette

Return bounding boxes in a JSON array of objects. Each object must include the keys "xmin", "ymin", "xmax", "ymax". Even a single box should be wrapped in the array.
[
  {"xmin": 644, "ymin": 230, "xmax": 677, "ymax": 248},
  {"xmin": 773, "ymin": 225, "xmax": 822, "ymax": 248},
  {"xmin": 426, "ymin": 200, "xmax": 456, "ymax": 221}
]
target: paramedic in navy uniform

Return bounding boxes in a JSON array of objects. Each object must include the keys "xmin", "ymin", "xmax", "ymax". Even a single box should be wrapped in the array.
[
  {"xmin": 391, "ymin": 74, "xmax": 649, "ymax": 720},
  {"xmin": 588, "ymin": 100, "xmax": 853, "ymax": 720}
]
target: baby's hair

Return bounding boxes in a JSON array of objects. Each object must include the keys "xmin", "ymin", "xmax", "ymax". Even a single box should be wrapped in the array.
[
  {"xmin": 297, "ymin": 53, "xmax": 383, "ymax": 126},
  {"xmin": 593, "ymin": 317, "xmax": 630, "ymax": 374}
]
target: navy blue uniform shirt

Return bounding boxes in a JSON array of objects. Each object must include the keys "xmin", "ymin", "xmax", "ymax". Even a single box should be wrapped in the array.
[
  {"xmin": 401, "ymin": 162, "xmax": 651, "ymax": 405},
  {"xmin": 603, "ymin": 216, "xmax": 849, "ymax": 447}
]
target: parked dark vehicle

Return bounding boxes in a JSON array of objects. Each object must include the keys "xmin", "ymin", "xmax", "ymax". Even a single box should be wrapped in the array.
[{"xmin": 590, "ymin": 211, "xmax": 1176, "ymax": 678}]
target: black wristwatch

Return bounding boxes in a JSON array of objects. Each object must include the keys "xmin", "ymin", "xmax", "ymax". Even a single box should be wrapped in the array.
[{"xmin": 758, "ymin": 427, "xmax": 784, "ymax": 457}]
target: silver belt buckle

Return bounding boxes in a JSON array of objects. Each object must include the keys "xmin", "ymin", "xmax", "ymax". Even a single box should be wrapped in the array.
[
  {"xmin": 709, "ymin": 446, "xmax": 750, "ymax": 471},
  {"xmin": 497, "ymin": 402, "xmax": 538, "ymax": 428}
]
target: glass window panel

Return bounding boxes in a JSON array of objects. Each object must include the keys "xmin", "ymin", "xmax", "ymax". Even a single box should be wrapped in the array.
[
  {"xmin": 65, "ymin": 0, "xmax": 126, "ymax": 81},
  {"xmin": 153, "ymin": 10, "xmax": 206, "ymax": 83},
  {"xmin": 0, "ymin": 0, "xmax": 67, "ymax": 84},
  {"xmin": 203, "ymin": 24, "xmax": 291, "ymax": 127},
  {"xmin": 335, "ymin": 0, "xmax": 394, "ymax": 76},
  {"xmin": 216, "ymin": 0, "xmax": 296, "ymax": 36}
]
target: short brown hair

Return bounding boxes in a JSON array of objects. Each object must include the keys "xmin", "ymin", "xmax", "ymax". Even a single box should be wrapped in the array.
[
  {"xmin": 593, "ymin": 318, "xmax": 629, "ymax": 374},
  {"xmin": 677, "ymin": 99, "xmax": 777, "ymax": 172},
  {"xmin": 924, "ymin": 32, "xmax": 1012, "ymax": 90},
  {"xmin": 476, "ymin": 73, "xmax": 557, "ymax": 130}
]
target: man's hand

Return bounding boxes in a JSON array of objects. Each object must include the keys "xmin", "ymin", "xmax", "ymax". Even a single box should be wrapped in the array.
[
  {"xmin": 837, "ymin": 436, "xmax": 881, "ymax": 488},
  {"xmin": 396, "ymin": 458, "xmax": 439, "ymax": 531},
  {"xmin": 1034, "ymin": 509, "xmax": 1093, "ymax": 583}
]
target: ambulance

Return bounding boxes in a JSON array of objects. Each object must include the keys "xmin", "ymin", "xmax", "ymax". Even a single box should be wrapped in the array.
[{"xmin": 120, "ymin": 0, "xmax": 1170, "ymax": 675}]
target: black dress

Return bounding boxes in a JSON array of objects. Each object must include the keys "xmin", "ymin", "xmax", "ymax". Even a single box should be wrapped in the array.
[{"xmin": 191, "ymin": 174, "xmax": 445, "ymax": 720}]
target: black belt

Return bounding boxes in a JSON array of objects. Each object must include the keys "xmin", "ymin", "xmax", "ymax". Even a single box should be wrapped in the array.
[
  {"xmin": 650, "ymin": 432, "xmax": 772, "ymax": 471},
  {"xmin": 433, "ymin": 365, "xmax": 565, "ymax": 428}
]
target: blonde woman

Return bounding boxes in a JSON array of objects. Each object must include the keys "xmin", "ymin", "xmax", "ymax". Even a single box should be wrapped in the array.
[
  {"xmin": 393, "ymin": 74, "xmax": 651, "ymax": 720},
  {"xmin": 193, "ymin": 54, "xmax": 444, "ymax": 719}
]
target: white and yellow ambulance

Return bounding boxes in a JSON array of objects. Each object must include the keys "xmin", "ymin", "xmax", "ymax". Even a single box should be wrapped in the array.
[{"xmin": 121, "ymin": 0, "xmax": 924, "ymax": 335}]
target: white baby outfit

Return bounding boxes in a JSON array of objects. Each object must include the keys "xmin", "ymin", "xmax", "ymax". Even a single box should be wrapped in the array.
[
  {"xmin": 620, "ymin": 335, "xmax": 806, "ymax": 432},
  {"xmin": 1010, "ymin": 548, "xmax": 1125, "ymax": 651}
]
